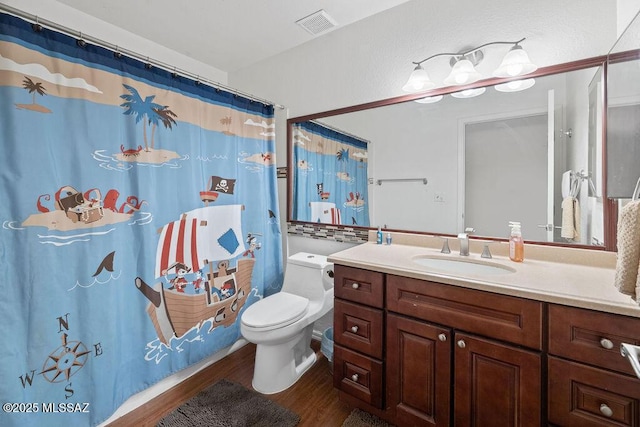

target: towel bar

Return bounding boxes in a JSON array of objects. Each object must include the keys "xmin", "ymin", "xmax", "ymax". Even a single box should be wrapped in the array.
[{"xmin": 376, "ymin": 178, "xmax": 428, "ymax": 186}]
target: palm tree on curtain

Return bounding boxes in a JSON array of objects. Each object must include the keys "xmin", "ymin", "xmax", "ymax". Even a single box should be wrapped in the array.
[
  {"xmin": 120, "ymin": 84, "xmax": 163, "ymax": 151},
  {"xmin": 17, "ymin": 77, "xmax": 51, "ymax": 113},
  {"xmin": 336, "ymin": 148, "xmax": 349, "ymax": 174},
  {"xmin": 150, "ymin": 106, "xmax": 178, "ymax": 149},
  {"xmin": 220, "ymin": 116, "xmax": 232, "ymax": 135},
  {"xmin": 22, "ymin": 77, "xmax": 46, "ymax": 104}
]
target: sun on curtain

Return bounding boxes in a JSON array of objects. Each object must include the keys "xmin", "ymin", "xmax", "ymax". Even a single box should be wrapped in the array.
[
  {"xmin": 292, "ymin": 121, "xmax": 370, "ymax": 227},
  {"xmin": 0, "ymin": 13, "xmax": 282, "ymax": 427}
]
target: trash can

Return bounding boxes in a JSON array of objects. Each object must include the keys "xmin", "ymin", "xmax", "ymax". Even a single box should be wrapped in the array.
[{"xmin": 321, "ymin": 327, "xmax": 334, "ymax": 372}]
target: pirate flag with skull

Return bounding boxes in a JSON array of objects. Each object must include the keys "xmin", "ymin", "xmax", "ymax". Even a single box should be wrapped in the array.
[{"xmin": 210, "ymin": 176, "xmax": 236, "ymax": 194}]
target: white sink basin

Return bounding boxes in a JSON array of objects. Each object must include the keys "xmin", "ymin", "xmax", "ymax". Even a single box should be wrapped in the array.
[{"xmin": 412, "ymin": 255, "xmax": 516, "ymax": 275}]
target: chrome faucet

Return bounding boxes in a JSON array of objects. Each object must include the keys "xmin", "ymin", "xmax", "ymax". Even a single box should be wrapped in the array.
[{"xmin": 457, "ymin": 227, "xmax": 475, "ymax": 256}]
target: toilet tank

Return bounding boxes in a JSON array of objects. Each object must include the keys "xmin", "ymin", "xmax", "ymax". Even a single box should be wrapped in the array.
[{"xmin": 281, "ymin": 252, "xmax": 334, "ymax": 302}]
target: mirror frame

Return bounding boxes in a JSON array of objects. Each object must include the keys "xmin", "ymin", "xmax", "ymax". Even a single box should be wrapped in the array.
[{"xmin": 287, "ymin": 55, "xmax": 617, "ymax": 250}]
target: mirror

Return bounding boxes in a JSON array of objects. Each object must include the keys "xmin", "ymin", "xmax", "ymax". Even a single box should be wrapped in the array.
[
  {"xmin": 607, "ymin": 15, "xmax": 640, "ymax": 200},
  {"xmin": 288, "ymin": 60, "xmax": 608, "ymax": 247}
]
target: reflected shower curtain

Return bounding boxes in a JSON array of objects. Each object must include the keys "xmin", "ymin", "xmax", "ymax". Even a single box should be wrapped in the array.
[
  {"xmin": 292, "ymin": 121, "xmax": 370, "ymax": 227},
  {"xmin": 0, "ymin": 13, "xmax": 282, "ymax": 427}
]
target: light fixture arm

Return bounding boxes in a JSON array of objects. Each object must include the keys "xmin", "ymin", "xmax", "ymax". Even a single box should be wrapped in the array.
[{"xmin": 412, "ymin": 37, "xmax": 526, "ymax": 65}]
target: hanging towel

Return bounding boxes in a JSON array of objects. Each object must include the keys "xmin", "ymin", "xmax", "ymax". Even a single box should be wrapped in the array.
[
  {"xmin": 561, "ymin": 197, "xmax": 581, "ymax": 241},
  {"xmin": 309, "ymin": 201, "xmax": 336, "ymax": 223},
  {"xmin": 562, "ymin": 171, "xmax": 572, "ymax": 198},
  {"xmin": 588, "ymin": 197, "xmax": 604, "ymax": 245},
  {"xmin": 615, "ymin": 200, "xmax": 640, "ymax": 298}
]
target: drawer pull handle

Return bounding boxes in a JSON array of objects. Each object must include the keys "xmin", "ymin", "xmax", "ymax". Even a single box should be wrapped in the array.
[
  {"xmin": 457, "ymin": 340, "xmax": 466, "ymax": 349},
  {"xmin": 351, "ymin": 326, "xmax": 359, "ymax": 333},
  {"xmin": 351, "ymin": 283, "xmax": 360, "ymax": 289},
  {"xmin": 600, "ymin": 403, "xmax": 613, "ymax": 417},
  {"xmin": 351, "ymin": 374, "xmax": 359, "ymax": 382},
  {"xmin": 438, "ymin": 333, "xmax": 447, "ymax": 342},
  {"xmin": 600, "ymin": 338, "xmax": 614, "ymax": 349}
]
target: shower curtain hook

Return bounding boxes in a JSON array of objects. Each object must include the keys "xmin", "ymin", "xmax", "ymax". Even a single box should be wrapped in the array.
[
  {"xmin": 32, "ymin": 16, "xmax": 43, "ymax": 32},
  {"xmin": 76, "ymin": 32, "xmax": 87, "ymax": 48}
]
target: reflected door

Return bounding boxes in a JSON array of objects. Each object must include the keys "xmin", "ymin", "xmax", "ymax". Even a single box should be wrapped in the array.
[{"xmin": 464, "ymin": 114, "xmax": 548, "ymax": 241}]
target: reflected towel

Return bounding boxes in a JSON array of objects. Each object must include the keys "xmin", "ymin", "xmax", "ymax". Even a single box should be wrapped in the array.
[
  {"xmin": 309, "ymin": 201, "xmax": 339, "ymax": 224},
  {"xmin": 615, "ymin": 200, "xmax": 640, "ymax": 298},
  {"xmin": 588, "ymin": 197, "xmax": 604, "ymax": 245},
  {"xmin": 562, "ymin": 171, "xmax": 572, "ymax": 198},
  {"xmin": 561, "ymin": 197, "xmax": 581, "ymax": 241}
]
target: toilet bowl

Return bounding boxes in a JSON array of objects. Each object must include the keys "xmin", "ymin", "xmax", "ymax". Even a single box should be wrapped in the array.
[{"xmin": 240, "ymin": 252, "xmax": 334, "ymax": 394}]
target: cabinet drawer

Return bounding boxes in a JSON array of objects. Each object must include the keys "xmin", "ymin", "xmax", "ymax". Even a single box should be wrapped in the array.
[
  {"xmin": 334, "ymin": 299, "xmax": 384, "ymax": 359},
  {"xmin": 549, "ymin": 304, "xmax": 640, "ymax": 376},
  {"xmin": 549, "ymin": 356, "xmax": 640, "ymax": 426},
  {"xmin": 386, "ymin": 274, "xmax": 543, "ymax": 349},
  {"xmin": 334, "ymin": 265, "xmax": 384, "ymax": 308},
  {"xmin": 333, "ymin": 345, "xmax": 384, "ymax": 408}
]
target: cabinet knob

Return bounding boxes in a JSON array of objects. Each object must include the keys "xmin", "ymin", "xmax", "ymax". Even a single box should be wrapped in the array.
[
  {"xmin": 599, "ymin": 403, "xmax": 613, "ymax": 417},
  {"xmin": 351, "ymin": 373, "xmax": 359, "ymax": 382},
  {"xmin": 351, "ymin": 325, "xmax": 359, "ymax": 333},
  {"xmin": 600, "ymin": 338, "xmax": 614, "ymax": 349},
  {"xmin": 351, "ymin": 283, "xmax": 360, "ymax": 289},
  {"xmin": 457, "ymin": 340, "xmax": 466, "ymax": 349},
  {"xmin": 438, "ymin": 333, "xmax": 447, "ymax": 342}
]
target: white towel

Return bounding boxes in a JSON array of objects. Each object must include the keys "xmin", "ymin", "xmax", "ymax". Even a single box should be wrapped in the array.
[
  {"xmin": 588, "ymin": 197, "xmax": 604, "ymax": 245},
  {"xmin": 309, "ymin": 201, "xmax": 337, "ymax": 224},
  {"xmin": 615, "ymin": 200, "xmax": 640, "ymax": 299},
  {"xmin": 560, "ymin": 197, "xmax": 581, "ymax": 241},
  {"xmin": 562, "ymin": 171, "xmax": 572, "ymax": 198}
]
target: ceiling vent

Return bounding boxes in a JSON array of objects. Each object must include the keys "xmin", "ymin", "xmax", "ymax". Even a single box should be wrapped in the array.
[{"xmin": 296, "ymin": 10, "xmax": 338, "ymax": 36}]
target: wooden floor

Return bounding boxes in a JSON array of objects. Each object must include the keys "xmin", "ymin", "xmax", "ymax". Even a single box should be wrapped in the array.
[{"xmin": 107, "ymin": 340, "xmax": 353, "ymax": 427}]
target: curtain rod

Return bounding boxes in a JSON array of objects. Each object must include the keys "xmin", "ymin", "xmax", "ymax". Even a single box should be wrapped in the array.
[
  {"xmin": 0, "ymin": 3, "xmax": 285, "ymax": 110},
  {"xmin": 311, "ymin": 119, "xmax": 371, "ymax": 145}
]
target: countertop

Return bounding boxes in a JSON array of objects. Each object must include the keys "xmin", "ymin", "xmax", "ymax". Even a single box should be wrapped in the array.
[{"xmin": 327, "ymin": 232, "xmax": 640, "ymax": 318}]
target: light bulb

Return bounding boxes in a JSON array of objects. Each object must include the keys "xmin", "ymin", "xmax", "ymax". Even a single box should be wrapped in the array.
[{"xmin": 402, "ymin": 65, "xmax": 435, "ymax": 93}]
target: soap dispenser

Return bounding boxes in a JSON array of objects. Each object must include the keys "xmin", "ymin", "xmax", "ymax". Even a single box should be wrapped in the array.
[
  {"xmin": 376, "ymin": 226, "xmax": 383, "ymax": 244},
  {"xmin": 508, "ymin": 221, "xmax": 524, "ymax": 262}
]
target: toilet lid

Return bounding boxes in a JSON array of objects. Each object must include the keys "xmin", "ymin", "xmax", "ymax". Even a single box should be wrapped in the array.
[{"xmin": 242, "ymin": 292, "xmax": 309, "ymax": 329}]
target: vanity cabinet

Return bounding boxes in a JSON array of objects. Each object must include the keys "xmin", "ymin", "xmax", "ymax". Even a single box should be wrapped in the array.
[
  {"xmin": 548, "ymin": 304, "xmax": 640, "ymax": 426},
  {"xmin": 332, "ymin": 263, "xmax": 640, "ymax": 426}
]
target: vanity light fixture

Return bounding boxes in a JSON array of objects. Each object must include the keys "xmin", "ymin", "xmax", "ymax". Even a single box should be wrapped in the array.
[
  {"xmin": 414, "ymin": 94, "xmax": 444, "ymax": 104},
  {"xmin": 402, "ymin": 38, "xmax": 537, "ymax": 93},
  {"xmin": 494, "ymin": 78, "xmax": 536, "ymax": 92},
  {"xmin": 450, "ymin": 87, "xmax": 486, "ymax": 99}
]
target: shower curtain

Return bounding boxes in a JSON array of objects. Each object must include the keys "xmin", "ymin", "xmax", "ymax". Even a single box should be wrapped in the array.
[
  {"xmin": 292, "ymin": 121, "xmax": 370, "ymax": 227},
  {"xmin": 0, "ymin": 13, "xmax": 282, "ymax": 427}
]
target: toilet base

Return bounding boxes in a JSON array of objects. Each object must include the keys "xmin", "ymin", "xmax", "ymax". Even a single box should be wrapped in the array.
[{"xmin": 251, "ymin": 324, "xmax": 317, "ymax": 394}]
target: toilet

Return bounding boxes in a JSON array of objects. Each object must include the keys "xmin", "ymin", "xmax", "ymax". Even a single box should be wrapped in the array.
[{"xmin": 240, "ymin": 252, "xmax": 334, "ymax": 394}]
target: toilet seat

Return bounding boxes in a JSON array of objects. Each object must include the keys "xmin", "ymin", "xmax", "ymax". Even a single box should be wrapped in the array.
[{"xmin": 242, "ymin": 292, "xmax": 309, "ymax": 330}]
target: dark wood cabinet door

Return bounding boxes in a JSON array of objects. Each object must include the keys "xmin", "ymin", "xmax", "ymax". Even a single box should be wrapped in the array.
[
  {"xmin": 387, "ymin": 313, "xmax": 452, "ymax": 426},
  {"xmin": 454, "ymin": 333, "xmax": 542, "ymax": 427}
]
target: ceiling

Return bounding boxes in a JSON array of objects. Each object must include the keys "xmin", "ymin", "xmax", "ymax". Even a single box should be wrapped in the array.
[{"xmin": 54, "ymin": 0, "xmax": 412, "ymax": 73}]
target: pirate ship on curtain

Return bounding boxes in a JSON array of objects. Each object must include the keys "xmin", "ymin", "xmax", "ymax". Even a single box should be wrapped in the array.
[{"xmin": 134, "ymin": 202, "xmax": 254, "ymax": 345}]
